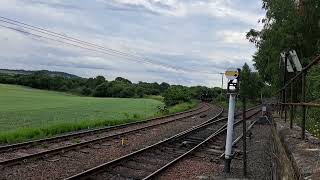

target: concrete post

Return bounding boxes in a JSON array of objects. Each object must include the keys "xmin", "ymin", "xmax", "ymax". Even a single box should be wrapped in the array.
[{"xmin": 224, "ymin": 93, "xmax": 236, "ymax": 173}]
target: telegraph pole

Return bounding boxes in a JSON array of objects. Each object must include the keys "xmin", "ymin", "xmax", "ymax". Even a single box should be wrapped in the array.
[{"xmin": 219, "ymin": 73, "xmax": 224, "ymax": 101}]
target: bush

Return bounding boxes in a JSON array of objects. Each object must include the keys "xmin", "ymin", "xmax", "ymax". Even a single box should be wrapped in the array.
[
  {"xmin": 82, "ymin": 87, "xmax": 92, "ymax": 96},
  {"xmin": 163, "ymin": 86, "xmax": 191, "ymax": 106}
]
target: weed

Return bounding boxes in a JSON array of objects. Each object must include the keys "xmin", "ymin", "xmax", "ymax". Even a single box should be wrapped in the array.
[{"xmin": 71, "ymin": 138, "xmax": 81, "ymax": 144}]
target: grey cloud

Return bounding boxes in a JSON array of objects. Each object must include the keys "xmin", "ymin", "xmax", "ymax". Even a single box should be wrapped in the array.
[{"xmin": 0, "ymin": 0, "xmax": 263, "ymax": 87}]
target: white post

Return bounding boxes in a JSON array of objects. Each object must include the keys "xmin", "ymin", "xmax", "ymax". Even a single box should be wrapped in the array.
[{"xmin": 224, "ymin": 93, "xmax": 236, "ymax": 172}]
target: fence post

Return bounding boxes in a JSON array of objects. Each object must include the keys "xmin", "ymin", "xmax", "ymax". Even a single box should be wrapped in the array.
[
  {"xmin": 277, "ymin": 96, "xmax": 280, "ymax": 115},
  {"xmin": 284, "ymin": 87, "xmax": 287, "ymax": 123},
  {"xmin": 242, "ymin": 98, "xmax": 247, "ymax": 176},
  {"xmin": 280, "ymin": 90, "xmax": 284, "ymax": 118},
  {"xmin": 290, "ymin": 83, "xmax": 294, "ymax": 129},
  {"xmin": 282, "ymin": 55, "xmax": 288, "ymax": 121},
  {"xmin": 301, "ymin": 72, "xmax": 306, "ymax": 139}
]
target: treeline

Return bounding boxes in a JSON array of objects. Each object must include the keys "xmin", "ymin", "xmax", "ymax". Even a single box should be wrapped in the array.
[
  {"xmin": 246, "ymin": 0, "xmax": 320, "ymax": 137},
  {"xmin": 246, "ymin": 0, "xmax": 320, "ymax": 94},
  {"xmin": 0, "ymin": 71, "xmax": 224, "ymax": 106},
  {"xmin": 240, "ymin": 63, "xmax": 264, "ymax": 101}
]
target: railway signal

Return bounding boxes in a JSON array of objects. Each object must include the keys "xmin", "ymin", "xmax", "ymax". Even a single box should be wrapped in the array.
[{"xmin": 224, "ymin": 68, "xmax": 241, "ymax": 173}]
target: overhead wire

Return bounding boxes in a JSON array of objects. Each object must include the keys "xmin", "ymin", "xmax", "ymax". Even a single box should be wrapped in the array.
[
  {"xmin": 0, "ymin": 24, "xmax": 144, "ymax": 62},
  {"xmin": 0, "ymin": 16, "xmax": 222, "ymax": 75},
  {"xmin": 0, "ymin": 19, "xmax": 185, "ymax": 73},
  {"xmin": 0, "ymin": 16, "xmax": 144, "ymax": 60}
]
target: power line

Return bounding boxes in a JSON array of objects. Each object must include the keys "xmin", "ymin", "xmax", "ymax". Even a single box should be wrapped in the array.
[
  {"xmin": 0, "ymin": 24, "xmax": 142, "ymax": 62},
  {"xmin": 0, "ymin": 16, "xmax": 222, "ymax": 75},
  {"xmin": 0, "ymin": 19, "xmax": 185, "ymax": 73},
  {"xmin": 0, "ymin": 16, "xmax": 144, "ymax": 60}
]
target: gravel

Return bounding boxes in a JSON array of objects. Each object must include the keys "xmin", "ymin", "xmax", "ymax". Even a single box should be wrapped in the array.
[
  {"xmin": 0, "ymin": 104, "xmax": 209, "ymax": 162},
  {"xmin": 0, "ymin": 104, "xmax": 222, "ymax": 179},
  {"xmin": 156, "ymin": 110, "xmax": 264, "ymax": 180}
]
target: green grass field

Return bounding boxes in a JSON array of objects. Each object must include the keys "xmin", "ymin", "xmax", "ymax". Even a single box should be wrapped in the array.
[{"xmin": 0, "ymin": 84, "xmax": 197, "ymax": 143}]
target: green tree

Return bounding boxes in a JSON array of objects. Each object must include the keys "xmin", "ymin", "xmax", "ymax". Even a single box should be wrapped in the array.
[
  {"xmin": 93, "ymin": 82, "xmax": 109, "ymax": 97},
  {"xmin": 246, "ymin": 0, "xmax": 320, "ymax": 93},
  {"xmin": 95, "ymin": 76, "xmax": 106, "ymax": 86},
  {"xmin": 115, "ymin": 77, "xmax": 132, "ymax": 84},
  {"xmin": 163, "ymin": 85, "xmax": 191, "ymax": 106},
  {"xmin": 240, "ymin": 63, "xmax": 263, "ymax": 101},
  {"xmin": 82, "ymin": 87, "xmax": 92, "ymax": 96},
  {"xmin": 160, "ymin": 82, "xmax": 170, "ymax": 92}
]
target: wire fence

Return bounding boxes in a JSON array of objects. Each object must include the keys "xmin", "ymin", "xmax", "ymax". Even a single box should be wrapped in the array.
[{"xmin": 277, "ymin": 55, "xmax": 320, "ymax": 139}]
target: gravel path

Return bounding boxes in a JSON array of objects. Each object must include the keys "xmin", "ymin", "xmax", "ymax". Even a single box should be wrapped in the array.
[
  {"xmin": 212, "ymin": 119, "xmax": 273, "ymax": 180},
  {"xmin": 0, "ymin": 104, "xmax": 221, "ymax": 179}
]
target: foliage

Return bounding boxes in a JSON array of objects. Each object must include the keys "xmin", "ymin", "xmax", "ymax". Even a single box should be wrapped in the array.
[
  {"xmin": 307, "ymin": 108, "xmax": 320, "ymax": 138},
  {"xmin": 167, "ymin": 101, "xmax": 197, "ymax": 114},
  {"xmin": 247, "ymin": 0, "xmax": 320, "ymax": 136},
  {"xmin": 145, "ymin": 95, "xmax": 165, "ymax": 101},
  {"xmin": 306, "ymin": 66, "xmax": 320, "ymax": 102},
  {"xmin": 0, "ymin": 70, "xmax": 221, "ymax": 104},
  {"xmin": 0, "ymin": 84, "xmax": 201, "ymax": 143},
  {"xmin": 0, "ymin": 84, "xmax": 164, "ymax": 143},
  {"xmin": 247, "ymin": 0, "xmax": 320, "ymax": 91},
  {"xmin": 163, "ymin": 85, "xmax": 192, "ymax": 106},
  {"xmin": 189, "ymin": 86, "xmax": 218, "ymax": 101},
  {"xmin": 240, "ymin": 63, "xmax": 264, "ymax": 101}
]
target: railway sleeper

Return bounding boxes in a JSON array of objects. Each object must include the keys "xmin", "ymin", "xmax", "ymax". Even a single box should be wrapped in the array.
[
  {"xmin": 132, "ymin": 156, "xmax": 167, "ymax": 166},
  {"xmin": 207, "ymin": 145, "xmax": 224, "ymax": 150},
  {"xmin": 205, "ymin": 148, "xmax": 225, "ymax": 155},
  {"xmin": 181, "ymin": 139, "xmax": 203, "ymax": 145},
  {"xmin": 160, "ymin": 146, "xmax": 189, "ymax": 153},
  {"xmin": 109, "ymin": 165, "xmax": 150, "ymax": 179},
  {"xmin": 122, "ymin": 160, "xmax": 157, "ymax": 171},
  {"xmin": 184, "ymin": 136, "xmax": 206, "ymax": 141},
  {"xmin": 157, "ymin": 148, "xmax": 186, "ymax": 155},
  {"xmin": 141, "ymin": 152, "xmax": 177, "ymax": 161},
  {"xmin": 101, "ymin": 170, "xmax": 138, "ymax": 180}
]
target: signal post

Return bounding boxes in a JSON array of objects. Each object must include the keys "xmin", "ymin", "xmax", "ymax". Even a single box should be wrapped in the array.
[{"xmin": 224, "ymin": 68, "xmax": 240, "ymax": 173}]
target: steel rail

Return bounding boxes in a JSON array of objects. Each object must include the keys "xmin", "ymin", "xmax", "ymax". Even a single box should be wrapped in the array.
[
  {"xmin": 65, "ymin": 106, "xmax": 260, "ymax": 180},
  {"xmin": 143, "ymin": 109, "xmax": 260, "ymax": 180},
  {"xmin": 65, "ymin": 108, "xmax": 225, "ymax": 180},
  {"xmin": 218, "ymin": 118, "xmax": 259, "ymax": 159},
  {"xmin": 0, "ymin": 104, "xmax": 213, "ymax": 166},
  {"xmin": 0, "ymin": 103, "xmax": 207, "ymax": 152}
]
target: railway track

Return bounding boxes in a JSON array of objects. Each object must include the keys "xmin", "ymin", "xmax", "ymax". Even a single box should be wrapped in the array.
[
  {"xmin": 0, "ymin": 103, "xmax": 207, "ymax": 150},
  {"xmin": 65, "ymin": 106, "xmax": 261, "ymax": 180},
  {"xmin": 157, "ymin": 114, "xmax": 262, "ymax": 180},
  {"xmin": 0, "ymin": 103, "xmax": 213, "ymax": 166}
]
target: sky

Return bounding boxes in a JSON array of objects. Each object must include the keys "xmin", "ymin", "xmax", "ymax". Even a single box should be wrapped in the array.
[{"xmin": 0, "ymin": 0, "xmax": 265, "ymax": 87}]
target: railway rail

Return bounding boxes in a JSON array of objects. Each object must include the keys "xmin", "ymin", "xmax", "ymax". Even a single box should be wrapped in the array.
[
  {"xmin": 65, "ymin": 106, "xmax": 261, "ymax": 180},
  {"xmin": 0, "ymin": 103, "xmax": 207, "ymax": 150},
  {"xmin": 157, "ymin": 114, "xmax": 262, "ymax": 180},
  {"xmin": 0, "ymin": 103, "xmax": 213, "ymax": 166}
]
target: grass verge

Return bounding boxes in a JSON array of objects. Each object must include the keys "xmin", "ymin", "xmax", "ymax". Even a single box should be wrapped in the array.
[
  {"xmin": 0, "ymin": 103, "xmax": 197, "ymax": 144},
  {"xmin": 167, "ymin": 101, "xmax": 198, "ymax": 114},
  {"xmin": 144, "ymin": 95, "xmax": 164, "ymax": 102}
]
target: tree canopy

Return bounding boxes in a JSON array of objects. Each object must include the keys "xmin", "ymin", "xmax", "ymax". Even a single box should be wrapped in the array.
[
  {"xmin": 246, "ymin": 0, "xmax": 320, "ymax": 93},
  {"xmin": 240, "ymin": 63, "xmax": 264, "ymax": 101},
  {"xmin": 0, "ymin": 71, "xmax": 224, "ymax": 106}
]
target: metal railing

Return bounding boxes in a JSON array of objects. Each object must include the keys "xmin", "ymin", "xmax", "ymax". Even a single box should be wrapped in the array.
[{"xmin": 277, "ymin": 55, "xmax": 320, "ymax": 139}]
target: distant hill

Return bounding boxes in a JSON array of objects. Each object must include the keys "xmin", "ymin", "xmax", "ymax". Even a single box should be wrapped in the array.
[{"xmin": 0, "ymin": 69, "xmax": 80, "ymax": 78}]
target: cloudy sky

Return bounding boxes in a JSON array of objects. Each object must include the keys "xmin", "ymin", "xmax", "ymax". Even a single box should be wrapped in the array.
[{"xmin": 0, "ymin": 0, "xmax": 264, "ymax": 87}]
